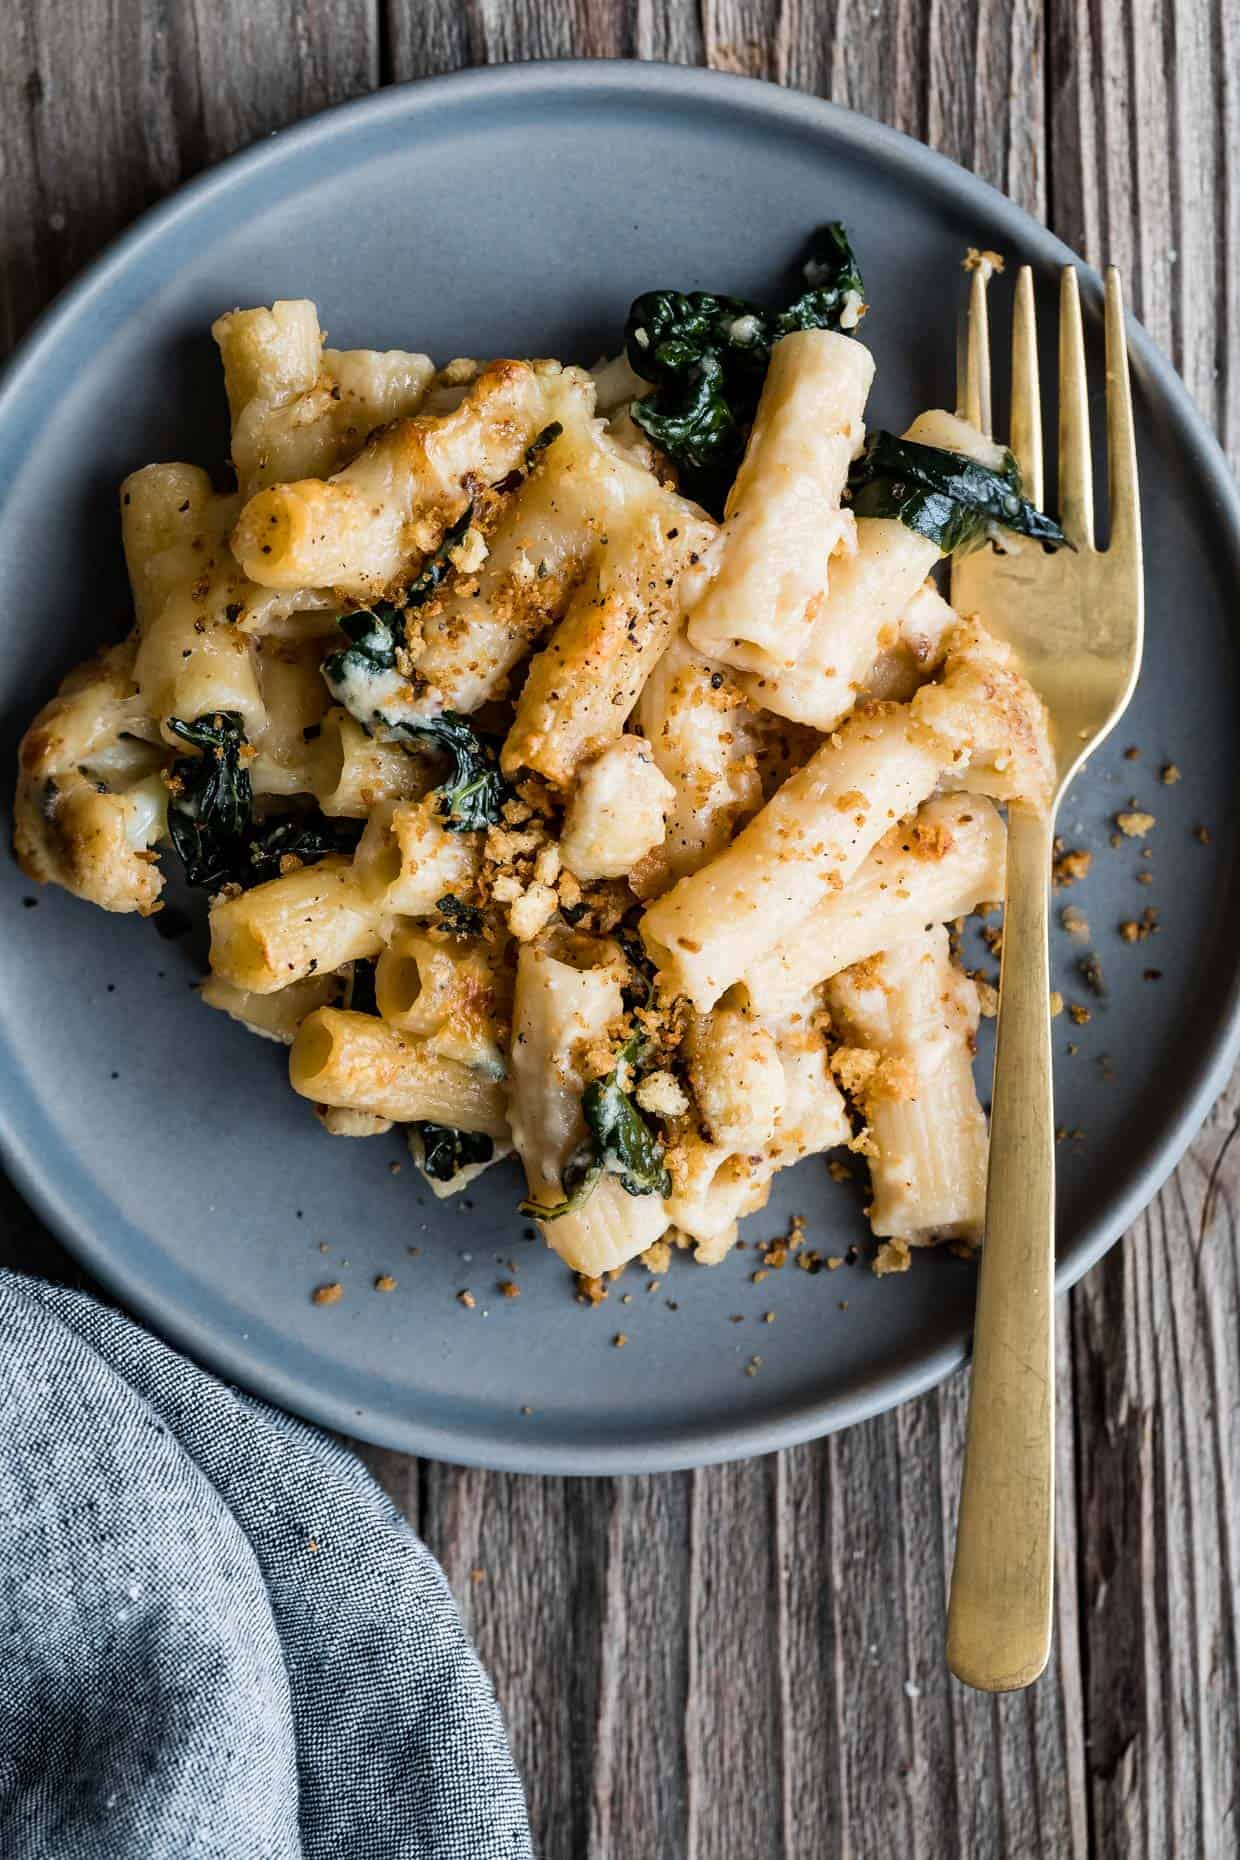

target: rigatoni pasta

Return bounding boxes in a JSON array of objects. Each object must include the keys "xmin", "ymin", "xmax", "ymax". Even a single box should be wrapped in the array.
[{"xmin": 15, "ymin": 230, "xmax": 1068, "ymax": 1284}]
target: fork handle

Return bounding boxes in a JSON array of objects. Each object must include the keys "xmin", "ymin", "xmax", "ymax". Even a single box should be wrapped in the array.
[{"xmin": 947, "ymin": 802, "xmax": 1055, "ymax": 1691}]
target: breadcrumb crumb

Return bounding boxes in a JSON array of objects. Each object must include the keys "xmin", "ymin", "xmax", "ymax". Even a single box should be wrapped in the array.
[
  {"xmin": 874, "ymin": 1239, "xmax": 912, "ymax": 1276},
  {"xmin": 1116, "ymin": 810, "xmax": 1155, "ymax": 839},
  {"xmin": 373, "ymin": 1273, "xmax": 397, "ymax": 1293},
  {"xmin": 311, "ymin": 1282, "xmax": 343, "ymax": 1306},
  {"xmin": 1053, "ymin": 846, "xmax": 1091, "ymax": 887}
]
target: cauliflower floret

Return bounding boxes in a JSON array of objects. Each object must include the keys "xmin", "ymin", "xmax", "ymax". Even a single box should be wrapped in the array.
[{"xmin": 559, "ymin": 736, "xmax": 676, "ymax": 882}]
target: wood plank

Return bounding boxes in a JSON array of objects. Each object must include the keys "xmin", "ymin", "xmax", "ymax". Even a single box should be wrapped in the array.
[
  {"xmin": 418, "ymin": 1467, "xmax": 610, "ymax": 1860},
  {"xmin": 1052, "ymin": 0, "xmax": 1240, "ymax": 1851},
  {"xmin": 685, "ymin": 1458, "xmax": 784, "ymax": 1857},
  {"xmin": 0, "ymin": 0, "xmax": 377, "ymax": 358}
]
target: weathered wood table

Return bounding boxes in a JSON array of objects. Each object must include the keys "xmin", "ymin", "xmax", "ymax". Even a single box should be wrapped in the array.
[{"xmin": 2, "ymin": 4, "xmax": 1235, "ymax": 1854}]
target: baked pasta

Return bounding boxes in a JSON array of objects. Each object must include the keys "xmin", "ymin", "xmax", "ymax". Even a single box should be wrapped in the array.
[{"xmin": 14, "ymin": 229, "xmax": 1064, "ymax": 1281}]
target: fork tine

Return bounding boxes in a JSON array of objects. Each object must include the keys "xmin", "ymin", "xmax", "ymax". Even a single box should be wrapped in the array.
[
  {"xmin": 1057, "ymin": 267, "xmax": 1094, "ymax": 548},
  {"xmin": 1009, "ymin": 267, "xmax": 1044, "ymax": 507},
  {"xmin": 958, "ymin": 266, "xmax": 993, "ymax": 437},
  {"xmin": 1103, "ymin": 267, "xmax": 1140, "ymax": 559}
]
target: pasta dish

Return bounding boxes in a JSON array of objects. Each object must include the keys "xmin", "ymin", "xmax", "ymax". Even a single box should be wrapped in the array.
[{"xmin": 14, "ymin": 229, "xmax": 1061, "ymax": 1284}]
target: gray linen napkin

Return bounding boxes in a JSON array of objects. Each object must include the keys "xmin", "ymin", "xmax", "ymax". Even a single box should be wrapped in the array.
[{"xmin": 0, "ymin": 1269, "xmax": 532, "ymax": 1859}]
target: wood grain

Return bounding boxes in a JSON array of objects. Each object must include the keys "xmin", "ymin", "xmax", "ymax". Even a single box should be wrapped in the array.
[{"xmin": 1, "ymin": 3, "xmax": 1236, "ymax": 1855}]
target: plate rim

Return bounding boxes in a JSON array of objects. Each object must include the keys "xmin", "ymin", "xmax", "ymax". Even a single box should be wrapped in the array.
[{"xmin": 3, "ymin": 58, "xmax": 1239, "ymax": 1473}]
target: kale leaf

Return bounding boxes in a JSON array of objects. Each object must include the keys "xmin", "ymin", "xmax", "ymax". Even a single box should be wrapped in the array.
[
  {"xmin": 240, "ymin": 814, "xmax": 361, "ymax": 888},
  {"xmin": 318, "ymin": 505, "xmax": 507, "ymax": 832},
  {"xmin": 166, "ymin": 711, "xmax": 355, "ymax": 890},
  {"xmin": 521, "ymin": 1033, "xmax": 671, "ymax": 1220},
  {"xmin": 524, "ymin": 421, "xmax": 563, "ymax": 470},
  {"xmin": 773, "ymin": 223, "xmax": 866, "ymax": 336},
  {"xmin": 434, "ymin": 893, "xmax": 484, "ymax": 936},
  {"xmin": 165, "ymin": 712, "xmax": 252, "ymax": 889},
  {"xmin": 848, "ymin": 432, "xmax": 1068, "ymax": 555},
  {"xmin": 615, "ymin": 926, "xmax": 656, "ymax": 1012},
  {"xmin": 396, "ymin": 712, "xmax": 508, "ymax": 833},
  {"xmin": 321, "ymin": 503, "xmax": 476, "ymax": 707},
  {"xmin": 414, "ymin": 1122, "xmax": 495, "ymax": 1183},
  {"xmin": 624, "ymin": 222, "xmax": 865, "ymax": 507}
]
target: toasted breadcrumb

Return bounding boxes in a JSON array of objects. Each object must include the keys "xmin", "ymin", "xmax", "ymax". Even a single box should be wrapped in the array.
[
  {"xmin": 612, "ymin": 1332, "xmax": 628, "ymax": 1349},
  {"xmin": 826, "ymin": 1158, "xmax": 854, "ymax": 1183},
  {"xmin": 1161, "ymin": 763, "xmax": 1180, "ymax": 784},
  {"xmin": 457, "ymin": 1290, "xmax": 476, "ymax": 1309},
  {"xmin": 507, "ymin": 881, "xmax": 558, "ymax": 941},
  {"xmin": 635, "ymin": 1070, "xmax": 689, "ymax": 1117},
  {"xmin": 1052, "ymin": 846, "xmax": 1092, "ymax": 887},
  {"xmin": 1061, "ymin": 906, "xmax": 1090, "ymax": 939},
  {"xmin": 1049, "ymin": 990, "xmax": 1064, "ymax": 1018},
  {"xmin": 311, "ymin": 1282, "xmax": 343, "ymax": 1306},
  {"xmin": 499, "ymin": 1280, "xmax": 520, "ymax": 1299},
  {"xmin": 874, "ymin": 1238, "xmax": 912, "ymax": 1276},
  {"xmin": 373, "ymin": 1273, "xmax": 397, "ymax": 1293},
  {"xmin": 1067, "ymin": 1002, "xmax": 1092, "ymax": 1025},
  {"xmin": 1116, "ymin": 810, "xmax": 1155, "ymax": 838},
  {"xmin": 1195, "ymin": 824, "xmax": 1211, "ymax": 845},
  {"xmin": 640, "ymin": 1239, "xmax": 672, "ymax": 1275},
  {"xmin": 576, "ymin": 1274, "xmax": 608, "ymax": 1305}
]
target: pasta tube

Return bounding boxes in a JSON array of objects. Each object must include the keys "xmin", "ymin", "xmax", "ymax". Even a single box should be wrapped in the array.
[
  {"xmin": 213, "ymin": 300, "xmax": 434, "ymax": 497},
  {"xmin": 375, "ymin": 927, "xmax": 508, "ymax": 1078},
  {"xmin": 743, "ymin": 793, "xmax": 1006, "ymax": 1014},
  {"xmin": 826, "ymin": 926, "xmax": 987, "ymax": 1243},
  {"xmin": 232, "ymin": 360, "xmax": 591, "ymax": 598},
  {"xmin": 643, "ymin": 617, "xmax": 1050, "ymax": 1008},
  {"xmin": 208, "ymin": 856, "xmax": 386, "ymax": 993},
  {"xmin": 632, "ymin": 629, "xmax": 764, "ymax": 895},
  {"xmin": 199, "ymin": 970, "xmax": 345, "ymax": 1044},
  {"xmin": 508, "ymin": 938, "xmax": 668, "ymax": 1277},
  {"xmin": 14, "ymin": 640, "xmax": 167, "ymax": 915},
  {"xmin": 502, "ymin": 505, "xmax": 713, "ymax": 786},
  {"xmin": 641, "ymin": 701, "xmax": 944, "ymax": 1010},
  {"xmin": 289, "ymin": 1008, "xmax": 509, "ymax": 1135},
  {"xmin": 410, "ymin": 412, "xmax": 634, "ymax": 713},
  {"xmin": 686, "ymin": 329, "xmax": 874, "ymax": 675}
]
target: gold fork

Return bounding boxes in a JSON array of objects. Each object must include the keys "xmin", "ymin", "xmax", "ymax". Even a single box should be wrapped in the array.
[{"xmin": 946, "ymin": 265, "xmax": 1144, "ymax": 1690}]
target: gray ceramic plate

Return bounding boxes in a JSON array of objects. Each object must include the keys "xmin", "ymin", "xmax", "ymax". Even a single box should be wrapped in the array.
[{"xmin": 2, "ymin": 63, "xmax": 1238, "ymax": 1473}]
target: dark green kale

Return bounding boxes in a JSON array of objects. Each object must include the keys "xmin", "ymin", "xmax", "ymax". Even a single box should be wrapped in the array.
[
  {"xmin": 165, "ymin": 712, "xmax": 252, "ymax": 889},
  {"xmin": 434, "ymin": 893, "xmax": 484, "ymax": 937},
  {"xmin": 521, "ymin": 1034, "xmax": 671, "ymax": 1221},
  {"xmin": 166, "ymin": 711, "xmax": 355, "ymax": 890},
  {"xmin": 624, "ymin": 223, "xmax": 865, "ymax": 507},
  {"xmin": 347, "ymin": 958, "xmax": 379, "ymax": 1016},
  {"xmin": 524, "ymin": 421, "xmax": 563, "ymax": 469},
  {"xmin": 773, "ymin": 223, "xmax": 866, "ymax": 336},
  {"xmin": 406, "ymin": 502, "xmax": 476, "ymax": 607},
  {"xmin": 848, "ymin": 432, "xmax": 1068, "ymax": 555},
  {"xmin": 240, "ymin": 814, "xmax": 361, "ymax": 888},
  {"xmin": 321, "ymin": 503, "xmax": 476, "ymax": 710},
  {"xmin": 414, "ymin": 1122, "xmax": 495, "ymax": 1183},
  {"xmin": 615, "ymin": 927, "xmax": 656, "ymax": 1012},
  {"xmin": 396, "ymin": 712, "xmax": 507, "ymax": 833}
]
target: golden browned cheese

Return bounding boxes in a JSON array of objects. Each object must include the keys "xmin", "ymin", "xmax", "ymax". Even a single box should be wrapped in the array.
[
  {"xmin": 232, "ymin": 360, "xmax": 589, "ymax": 599},
  {"xmin": 14, "ymin": 639, "xmax": 165, "ymax": 916},
  {"xmin": 502, "ymin": 508, "xmax": 714, "ymax": 787}
]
